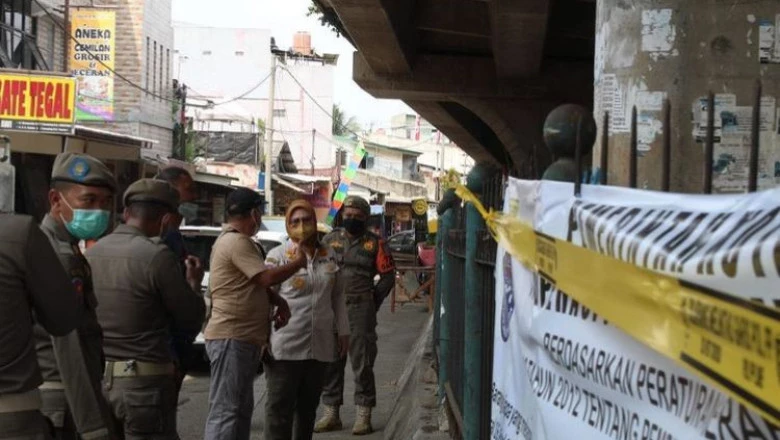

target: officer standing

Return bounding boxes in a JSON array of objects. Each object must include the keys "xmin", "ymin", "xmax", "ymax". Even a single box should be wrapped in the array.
[
  {"xmin": 35, "ymin": 153, "xmax": 117, "ymax": 440},
  {"xmin": 314, "ymin": 196, "xmax": 396, "ymax": 436},
  {"xmin": 154, "ymin": 166, "xmax": 202, "ymax": 399},
  {"xmin": 0, "ymin": 213, "xmax": 82, "ymax": 439},
  {"xmin": 86, "ymin": 179, "xmax": 205, "ymax": 440}
]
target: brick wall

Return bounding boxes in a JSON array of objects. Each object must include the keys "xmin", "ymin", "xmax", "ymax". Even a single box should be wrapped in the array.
[{"xmin": 34, "ymin": 0, "xmax": 174, "ymax": 157}]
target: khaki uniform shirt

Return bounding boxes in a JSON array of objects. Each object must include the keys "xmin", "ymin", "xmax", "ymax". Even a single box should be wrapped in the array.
[
  {"xmin": 34, "ymin": 215, "xmax": 112, "ymax": 435},
  {"xmin": 0, "ymin": 214, "xmax": 81, "ymax": 394},
  {"xmin": 265, "ymin": 241, "xmax": 349, "ymax": 362},
  {"xmin": 205, "ymin": 225, "xmax": 269, "ymax": 348},
  {"xmin": 85, "ymin": 225, "xmax": 205, "ymax": 363},
  {"xmin": 323, "ymin": 229, "xmax": 396, "ymax": 301}
]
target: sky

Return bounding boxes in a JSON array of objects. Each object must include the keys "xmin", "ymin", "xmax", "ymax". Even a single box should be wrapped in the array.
[{"xmin": 171, "ymin": 0, "xmax": 413, "ymax": 128}]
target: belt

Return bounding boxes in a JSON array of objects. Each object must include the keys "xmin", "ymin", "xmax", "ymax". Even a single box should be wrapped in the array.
[
  {"xmin": 105, "ymin": 361, "xmax": 175, "ymax": 378},
  {"xmin": 38, "ymin": 381, "xmax": 65, "ymax": 391},
  {"xmin": 0, "ymin": 389, "xmax": 42, "ymax": 413}
]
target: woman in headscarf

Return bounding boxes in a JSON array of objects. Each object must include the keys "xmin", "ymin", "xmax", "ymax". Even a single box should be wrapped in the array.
[{"xmin": 263, "ymin": 199, "xmax": 350, "ymax": 440}]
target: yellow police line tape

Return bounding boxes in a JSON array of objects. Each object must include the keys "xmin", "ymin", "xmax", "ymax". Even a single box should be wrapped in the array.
[{"xmin": 454, "ymin": 184, "xmax": 780, "ymax": 426}]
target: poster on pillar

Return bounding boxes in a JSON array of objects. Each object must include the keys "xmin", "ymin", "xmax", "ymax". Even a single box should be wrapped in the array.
[
  {"xmin": 490, "ymin": 177, "xmax": 779, "ymax": 440},
  {"xmin": 70, "ymin": 9, "xmax": 116, "ymax": 121}
]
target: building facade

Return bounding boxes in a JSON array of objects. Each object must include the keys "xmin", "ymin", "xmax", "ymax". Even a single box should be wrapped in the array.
[
  {"xmin": 35, "ymin": 0, "xmax": 175, "ymax": 158},
  {"xmin": 174, "ymin": 26, "xmax": 338, "ymax": 174}
]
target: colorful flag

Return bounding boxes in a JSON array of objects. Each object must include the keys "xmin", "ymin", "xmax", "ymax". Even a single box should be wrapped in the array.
[{"xmin": 325, "ymin": 141, "xmax": 367, "ymax": 225}]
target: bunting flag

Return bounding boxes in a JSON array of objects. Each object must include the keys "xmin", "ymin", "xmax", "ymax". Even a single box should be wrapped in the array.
[{"xmin": 325, "ymin": 141, "xmax": 367, "ymax": 225}]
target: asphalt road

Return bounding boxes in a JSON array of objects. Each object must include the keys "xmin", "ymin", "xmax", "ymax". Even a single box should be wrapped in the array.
[{"xmin": 176, "ymin": 302, "xmax": 431, "ymax": 439}]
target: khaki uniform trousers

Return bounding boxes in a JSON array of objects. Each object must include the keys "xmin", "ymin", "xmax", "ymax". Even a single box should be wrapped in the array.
[
  {"xmin": 320, "ymin": 294, "xmax": 378, "ymax": 408},
  {"xmin": 103, "ymin": 361, "xmax": 178, "ymax": 440},
  {"xmin": 0, "ymin": 391, "xmax": 53, "ymax": 440}
]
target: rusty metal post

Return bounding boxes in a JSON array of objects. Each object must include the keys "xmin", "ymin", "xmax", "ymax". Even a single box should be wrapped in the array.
[
  {"xmin": 629, "ymin": 106, "xmax": 637, "ymax": 188},
  {"xmin": 704, "ymin": 92, "xmax": 715, "ymax": 194},
  {"xmin": 748, "ymin": 80, "xmax": 762, "ymax": 193},
  {"xmin": 600, "ymin": 112, "xmax": 609, "ymax": 185},
  {"xmin": 662, "ymin": 99, "xmax": 671, "ymax": 192}
]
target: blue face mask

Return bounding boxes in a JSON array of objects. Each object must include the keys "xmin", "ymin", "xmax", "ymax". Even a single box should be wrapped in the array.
[{"xmin": 60, "ymin": 194, "xmax": 111, "ymax": 240}]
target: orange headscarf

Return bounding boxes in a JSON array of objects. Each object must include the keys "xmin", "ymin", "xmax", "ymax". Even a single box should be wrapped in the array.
[{"xmin": 285, "ymin": 199, "xmax": 317, "ymax": 244}]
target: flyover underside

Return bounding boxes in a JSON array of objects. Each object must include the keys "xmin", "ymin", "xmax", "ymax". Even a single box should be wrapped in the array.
[{"xmin": 321, "ymin": 0, "xmax": 596, "ymax": 175}]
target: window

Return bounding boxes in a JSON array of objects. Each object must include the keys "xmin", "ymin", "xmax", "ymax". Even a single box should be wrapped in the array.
[
  {"xmin": 0, "ymin": 0, "xmax": 45, "ymax": 69},
  {"xmin": 159, "ymin": 44, "xmax": 164, "ymax": 99},
  {"xmin": 165, "ymin": 49, "xmax": 170, "ymax": 96},
  {"xmin": 235, "ymin": 51, "xmax": 244, "ymax": 56},
  {"xmin": 145, "ymin": 37, "xmax": 150, "ymax": 94},
  {"xmin": 153, "ymin": 40, "xmax": 157, "ymax": 97},
  {"xmin": 273, "ymin": 109, "xmax": 286, "ymax": 117}
]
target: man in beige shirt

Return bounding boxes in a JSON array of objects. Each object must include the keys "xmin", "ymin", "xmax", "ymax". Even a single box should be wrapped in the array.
[{"xmin": 203, "ymin": 188, "xmax": 301, "ymax": 440}]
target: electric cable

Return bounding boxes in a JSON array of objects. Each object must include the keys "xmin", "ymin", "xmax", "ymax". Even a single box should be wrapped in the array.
[{"xmin": 33, "ymin": 0, "xmax": 182, "ymax": 104}]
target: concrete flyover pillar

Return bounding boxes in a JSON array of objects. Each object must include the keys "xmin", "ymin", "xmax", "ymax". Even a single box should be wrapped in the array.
[{"xmin": 593, "ymin": 0, "xmax": 780, "ymax": 193}]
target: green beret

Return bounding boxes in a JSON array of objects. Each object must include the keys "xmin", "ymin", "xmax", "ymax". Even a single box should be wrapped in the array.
[
  {"xmin": 123, "ymin": 179, "xmax": 180, "ymax": 211},
  {"xmin": 343, "ymin": 196, "xmax": 370, "ymax": 215},
  {"xmin": 51, "ymin": 152, "xmax": 116, "ymax": 191}
]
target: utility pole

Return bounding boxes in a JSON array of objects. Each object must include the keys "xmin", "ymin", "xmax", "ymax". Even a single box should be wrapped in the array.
[
  {"xmin": 263, "ymin": 51, "xmax": 277, "ymax": 215},
  {"xmin": 179, "ymin": 84, "xmax": 187, "ymax": 160},
  {"xmin": 63, "ymin": 0, "xmax": 70, "ymax": 72},
  {"xmin": 310, "ymin": 128, "xmax": 315, "ymax": 174}
]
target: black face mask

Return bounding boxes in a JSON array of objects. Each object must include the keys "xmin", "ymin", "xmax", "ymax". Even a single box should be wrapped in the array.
[{"xmin": 343, "ymin": 218, "xmax": 366, "ymax": 235}]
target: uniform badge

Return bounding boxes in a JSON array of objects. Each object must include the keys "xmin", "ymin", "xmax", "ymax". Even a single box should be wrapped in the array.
[
  {"xmin": 363, "ymin": 240, "xmax": 375, "ymax": 252},
  {"xmin": 71, "ymin": 277, "xmax": 84, "ymax": 297},
  {"xmin": 292, "ymin": 277, "xmax": 306, "ymax": 289},
  {"xmin": 68, "ymin": 158, "xmax": 90, "ymax": 181}
]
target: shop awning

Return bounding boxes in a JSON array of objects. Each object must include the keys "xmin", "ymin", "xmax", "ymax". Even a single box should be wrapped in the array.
[
  {"xmin": 272, "ymin": 174, "xmax": 309, "ymax": 194},
  {"xmin": 194, "ymin": 171, "xmax": 238, "ymax": 189}
]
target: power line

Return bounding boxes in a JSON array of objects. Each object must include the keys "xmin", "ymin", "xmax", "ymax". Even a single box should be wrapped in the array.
[{"xmin": 33, "ymin": 0, "xmax": 183, "ymax": 104}]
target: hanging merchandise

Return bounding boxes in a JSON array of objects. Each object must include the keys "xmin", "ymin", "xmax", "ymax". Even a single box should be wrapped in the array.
[{"xmin": 0, "ymin": 136, "xmax": 15, "ymax": 213}]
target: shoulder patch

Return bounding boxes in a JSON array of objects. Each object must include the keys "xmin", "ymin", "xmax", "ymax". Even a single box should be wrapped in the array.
[
  {"xmin": 71, "ymin": 277, "xmax": 85, "ymax": 297},
  {"xmin": 363, "ymin": 240, "xmax": 375, "ymax": 252}
]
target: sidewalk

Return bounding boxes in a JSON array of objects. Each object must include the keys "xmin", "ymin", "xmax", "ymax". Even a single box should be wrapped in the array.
[{"xmin": 176, "ymin": 301, "xmax": 432, "ymax": 439}]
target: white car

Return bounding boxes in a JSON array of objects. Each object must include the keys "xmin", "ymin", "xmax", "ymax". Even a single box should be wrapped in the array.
[{"xmin": 180, "ymin": 225, "xmax": 285, "ymax": 367}]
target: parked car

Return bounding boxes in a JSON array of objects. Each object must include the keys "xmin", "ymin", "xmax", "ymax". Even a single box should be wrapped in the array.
[
  {"xmin": 180, "ymin": 224, "xmax": 285, "ymax": 370},
  {"xmin": 387, "ymin": 230, "xmax": 417, "ymax": 261}
]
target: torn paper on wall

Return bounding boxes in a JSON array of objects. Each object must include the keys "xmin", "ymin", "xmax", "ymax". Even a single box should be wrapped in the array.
[
  {"xmin": 693, "ymin": 94, "xmax": 736, "ymax": 143},
  {"xmin": 758, "ymin": 15, "xmax": 780, "ymax": 63},
  {"xmin": 635, "ymin": 91, "xmax": 666, "ymax": 153},
  {"xmin": 641, "ymin": 9, "xmax": 678, "ymax": 59},
  {"xmin": 600, "ymin": 74, "xmax": 629, "ymax": 133}
]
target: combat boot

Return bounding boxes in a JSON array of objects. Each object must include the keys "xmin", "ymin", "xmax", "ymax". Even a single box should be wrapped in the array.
[
  {"xmin": 352, "ymin": 405, "xmax": 373, "ymax": 435},
  {"xmin": 314, "ymin": 405, "xmax": 342, "ymax": 432}
]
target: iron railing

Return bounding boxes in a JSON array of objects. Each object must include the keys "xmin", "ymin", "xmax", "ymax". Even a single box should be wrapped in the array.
[{"xmin": 436, "ymin": 80, "xmax": 771, "ymax": 440}]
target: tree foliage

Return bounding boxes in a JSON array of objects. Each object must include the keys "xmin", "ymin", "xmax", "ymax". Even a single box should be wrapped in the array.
[
  {"xmin": 307, "ymin": 2, "xmax": 343, "ymax": 38},
  {"xmin": 332, "ymin": 104, "xmax": 361, "ymax": 136}
]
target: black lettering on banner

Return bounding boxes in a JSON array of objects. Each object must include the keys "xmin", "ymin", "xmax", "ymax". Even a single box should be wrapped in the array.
[
  {"xmin": 705, "ymin": 401, "xmax": 780, "ymax": 439},
  {"xmin": 535, "ymin": 279, "xmax": 607, "ymax": 324},
  {"xmin": 721, "ymin": 208, "xmax": 780, "ymax": 278},
  {"xmin": 569, "ymin": 202, "xmax": 780, "ymax": 278},
  {"xmin": 491, "ymin": 381, "xmax": 533, "ymax": 440},
  {"xmin": 541, "ymin": 333, "xmax": 737, "ymax": 433}
]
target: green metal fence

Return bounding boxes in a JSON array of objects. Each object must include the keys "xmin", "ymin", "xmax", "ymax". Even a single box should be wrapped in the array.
[{"xmin": 435, "ymin": 173, "xmax": 504, "ymax": 440}]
